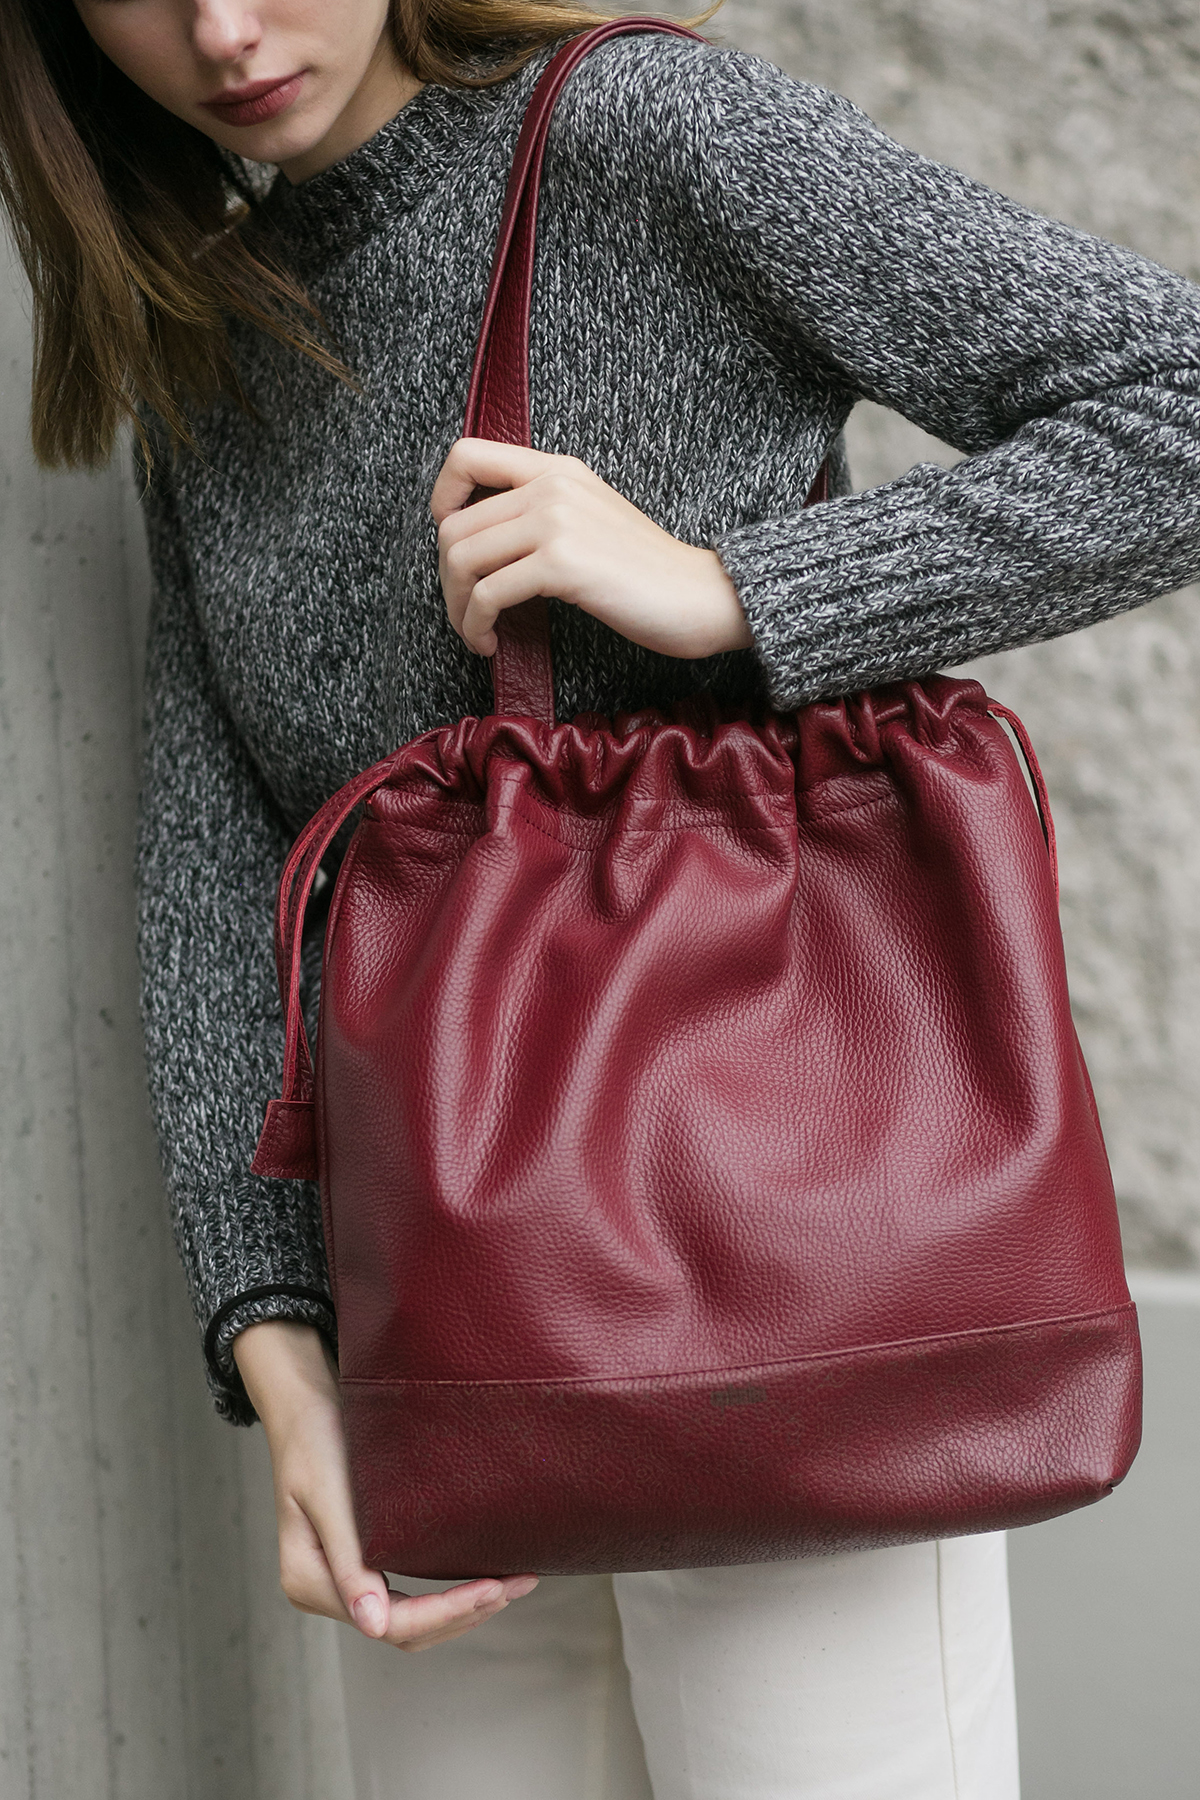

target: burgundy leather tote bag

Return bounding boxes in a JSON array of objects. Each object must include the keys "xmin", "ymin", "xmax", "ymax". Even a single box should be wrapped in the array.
[{"xmin": 253, "ymin": 19, "xmax": 1141, "ymax": 1577}]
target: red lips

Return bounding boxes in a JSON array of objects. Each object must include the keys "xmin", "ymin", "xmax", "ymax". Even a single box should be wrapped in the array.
[{"xmin": 201, "ymin": 72, "xmax": 305, "ymax": 128}]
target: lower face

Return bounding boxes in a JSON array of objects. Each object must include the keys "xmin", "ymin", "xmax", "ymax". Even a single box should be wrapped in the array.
[{"xmin": 72, "ymin": 0, "xmax": 397, "ymax": 170}]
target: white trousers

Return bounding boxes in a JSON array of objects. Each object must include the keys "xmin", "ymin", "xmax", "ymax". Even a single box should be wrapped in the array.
[{"xmin": 338, "ymin": 1533, "xmax": 1019, "ymax": 1800}]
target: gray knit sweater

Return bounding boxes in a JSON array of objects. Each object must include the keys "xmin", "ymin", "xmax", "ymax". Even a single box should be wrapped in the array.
[{"xmin": 137, "ymin": 30, "xmax": 1200, "ymax": 1423}]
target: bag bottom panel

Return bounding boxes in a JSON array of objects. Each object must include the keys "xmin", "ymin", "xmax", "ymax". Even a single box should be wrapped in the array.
[{"xmin": 343, "ymin": 1305, "xmax": 1141, "ymax": 1577}]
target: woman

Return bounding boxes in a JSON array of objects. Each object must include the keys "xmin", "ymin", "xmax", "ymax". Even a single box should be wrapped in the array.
[{"xmin": 1, "ymin": 1, "xmax": 1196, "ymax": 1794}]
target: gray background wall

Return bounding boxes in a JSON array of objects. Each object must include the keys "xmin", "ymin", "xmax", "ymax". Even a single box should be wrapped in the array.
[{"xmin": 1, "ymin": 1, "xmax": 1197, "ymax": 1793}]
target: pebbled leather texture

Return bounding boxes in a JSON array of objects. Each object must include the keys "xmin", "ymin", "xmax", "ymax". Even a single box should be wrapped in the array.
[{"xmin": 253, "ymin": 19, "xmax": 1141, "ymax": 1576}]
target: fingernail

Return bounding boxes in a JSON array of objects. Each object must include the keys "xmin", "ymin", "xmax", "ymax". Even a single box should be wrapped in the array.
[
  {"xmin": 507, "ymin": 1577, "xmax": 539, "ymax": 1599},
  {"xmin": 473, "ymin": 1581, "xmax": 505, "ymax": 1608},
  {"xmin": 352, "ymin": 1594, "xmax": 387, "ymax": 1636}
]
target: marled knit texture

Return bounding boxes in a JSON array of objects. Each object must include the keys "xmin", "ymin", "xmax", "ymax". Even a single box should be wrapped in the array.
[{"xmin": 136, "ymin": 30, "xmax": 1200, "ymax": 1422}]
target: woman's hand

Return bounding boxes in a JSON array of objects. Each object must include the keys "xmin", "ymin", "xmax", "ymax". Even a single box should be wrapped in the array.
[
  {"xmin": 233, "ymin": 1321, "xmax": 538, "ymax": 1650},
  {"xmin": 431, "ymin": 439, "xmax": 753, "ymax": 660}
]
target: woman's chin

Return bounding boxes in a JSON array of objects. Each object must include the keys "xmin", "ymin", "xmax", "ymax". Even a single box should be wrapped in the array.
[{"xmin": 198, "ymin": 98, "xmax": 344, "ymax": 178}]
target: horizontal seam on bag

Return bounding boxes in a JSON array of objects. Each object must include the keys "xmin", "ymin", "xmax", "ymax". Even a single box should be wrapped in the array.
[
  {"xmin": 439, "ymin": 794, "xmax": 898, "ymax": 850},
  {"xmin": 491, "ymin": 805, "xmax": 796, "ymax": 845},
  {"xmin": 338, "ymin": 1301, "xmax": 1137, "ymax": 1390}
]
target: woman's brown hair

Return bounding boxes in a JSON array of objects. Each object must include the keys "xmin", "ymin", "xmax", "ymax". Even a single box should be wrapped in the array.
[{"xmin": 0, "ymin": 0, "xmax": 679, "ymax": 469}]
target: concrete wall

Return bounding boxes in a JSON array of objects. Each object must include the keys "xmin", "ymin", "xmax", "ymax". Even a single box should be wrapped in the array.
[
  {"xmin": 1010, "ymin": 1273, "xmax": 1200, "ymax": 1800},
  {"xmin": 0, "ymin": 240, "xmax": 353, "ymax": 1800},
  {"xmin": 1, "ymin": 2, "xmax": 1197, "ymax": 1793}
]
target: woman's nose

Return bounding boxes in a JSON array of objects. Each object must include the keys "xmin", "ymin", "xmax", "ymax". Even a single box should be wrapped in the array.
[{"xmin": 190, "ymin": 1, "xmax": 264, "ymax": 65}]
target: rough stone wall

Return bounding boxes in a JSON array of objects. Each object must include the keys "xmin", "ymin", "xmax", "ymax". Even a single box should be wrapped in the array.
[{"xmin": 716, "ymin": 0, "xmax": 1200, "ymax": 1267}]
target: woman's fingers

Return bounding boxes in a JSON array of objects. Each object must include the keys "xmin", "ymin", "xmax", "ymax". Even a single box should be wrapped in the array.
[
  {"xmin": 457, "ymin": 551, "xmax": 559, "ymax": 655},
  {"xmin": 276, "ymin": 1500, "xmax": 354, "ymax": 1619},
  {"xmin": 383, "ymin": 1575, "xmax": 539, "ymax": 1652},
  {"xmin": 430, "ymin": 438, "xmax": 576, "ymax": 524},
  {"xmin": 276, "ymin": 1484, "xmax": 386, "ymax": 1632},
  {"xmin": 281, "ymin": 1481, "xmax": 539, "ymax": 1650},
  {"xmin": 301, "ymin": 1488, "xmax": 398, "ymax": 1641},
  {"xmin": 446, "ymin": 518, "xmax": 573, "ymax": 653},
  {"xmin": 440, "ymin": 514, "xmax": 541, "ymax": 635},
  {"xmin": 438, "ymin": 462, "xmax": 603, "ymax": 650}
]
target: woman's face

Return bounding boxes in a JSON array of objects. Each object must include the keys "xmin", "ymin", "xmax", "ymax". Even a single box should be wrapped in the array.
[{"xmin": 73, "ymin": 0, "xmax": 416, "ymax": 181}]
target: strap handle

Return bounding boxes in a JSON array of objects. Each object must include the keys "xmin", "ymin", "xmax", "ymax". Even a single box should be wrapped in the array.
[
  {"xmin": 251, "ymin": 749, "xmax": 402, "ymax": 1179},
  {"xmin": 988, "ymin": 701, "xmax": 1060, "ymax": 899},
  {"xmin": 464, "ymin": 17, "xmax": 829, "ymax": 723}
]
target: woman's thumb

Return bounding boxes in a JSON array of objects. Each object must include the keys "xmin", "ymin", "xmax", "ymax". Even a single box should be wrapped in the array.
[
  {"xmin": 348, "ymin": 1585, "xmax": 390, "ymax": 1638},
  {"xmin": 324, "ymin": 1537, "xmax": 391, "ymax": 1637}
]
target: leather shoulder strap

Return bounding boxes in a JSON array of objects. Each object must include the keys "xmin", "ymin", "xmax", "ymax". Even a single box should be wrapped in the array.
[
  {"xmin": 465, "ymin": 18, "xmax": 699, "ymax": 452},
  {"xmin": 466, "ymin": 18, "xmax": 698, "ymax": 723},
  {"xmin": 464, "ymin": 17, "xmax": 828, "ymax": 721}
]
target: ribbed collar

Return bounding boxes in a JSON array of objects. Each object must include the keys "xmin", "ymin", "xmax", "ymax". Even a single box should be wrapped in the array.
[{"xmin": 258, "ymin": 53, "xmax": 539, "ymax": 272}]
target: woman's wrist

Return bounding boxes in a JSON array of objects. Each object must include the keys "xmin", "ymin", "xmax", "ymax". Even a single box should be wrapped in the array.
[{"xmin": 232, "ymin": 1318, "xmax": 340, "ymax": 1434}]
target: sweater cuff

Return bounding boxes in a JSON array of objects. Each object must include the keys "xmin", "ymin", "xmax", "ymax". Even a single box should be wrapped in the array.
[
  {"xmin": 203, "ymin": 1285, "xmax": 338, "ymax": 1426},
  {"xmin": 717, "ymin": 478, "xmax": 962, "ymax": 710}
]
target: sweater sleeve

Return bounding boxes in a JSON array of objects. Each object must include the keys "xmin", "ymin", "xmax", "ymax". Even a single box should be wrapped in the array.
[
  {"xmin": 675, "ymin": 49, "xmax": 1200, "ymax": 706},
  {"xmin": 137, "ymin": 458, "xmax": 335, "ymax": 1424}
]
